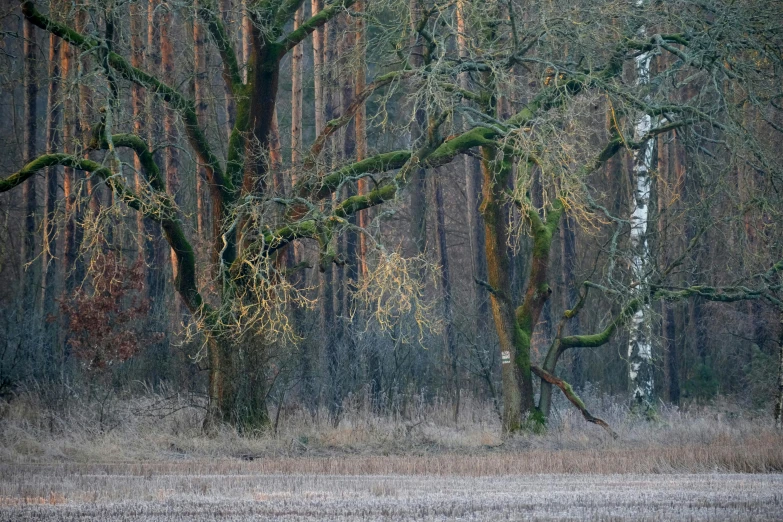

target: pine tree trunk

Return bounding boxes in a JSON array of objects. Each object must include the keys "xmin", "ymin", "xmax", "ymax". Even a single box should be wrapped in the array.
[
  {"xmin": 21, "ymin": 16, "xmax": 41, "ymax": 356},
  {"xmin": 354, "ymin": 0, "xmax": 369, "ymax": 279},
  {"xmin": 408, "ymin": 0, "xmax": 427, "ymax": 256},
  {"xmin": 561, "ymin": 215, "xmax": 581, "ymax": 386},
  {"xmin": 76, "ymin": 6, "xmax": 99, "ymax": 217},
  {"xmin": 41, "ymin": 29, "xmax": 60, "ymax": 354},
  {"xmin": 290, "ymin": 4, "xmax": 315, "ymax": 414},
  {"xmin": 339, "ymin": 12, "xmax": 358, "ymax": 397},
  {"xmin": 193, "ymin": 0, "xmax": 207, "ymax": 243},
  {"xmin": 143, "ymin": 0, "xmax": 166, "ymax": 339},
  {"xmin": 433, "ymin": 173, "xmax": 459, "ymax": 423},
  {"xmin": 311, "ymin": 0, "xmax": 324, "ymax": 137},
  {"xmin": 456, "ymin": 0, "xmax": 488, "ymax": 325},
  {"xmin": 221, "ymin": 0, "xmax": 235, "ymax": 136},
  {"xmin": 61, "ymin": 25, "xmax": 76, "ymax": 292},
  {"xmin": 775, "ymin": 314, "xmax": 783, "ymax": 429},
  {"xmin": 322, "ymin": 7, "xmax": 341, "ymax": 424},
  {"xmin": 657, "ymin": 126, "xmax": 680, "ymax": 404},
  {"xmin": 161, "ymin": 8, "xmax": 179, "ymax": 280}
]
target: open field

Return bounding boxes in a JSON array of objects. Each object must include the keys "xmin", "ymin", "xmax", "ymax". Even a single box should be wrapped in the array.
[
  {"xmin": 1, "ymin": 464, "xmax": 782, "ymax": 521},
  {"xmin": 3, "ymin": 393, "xmax": 783, "ymax": 519}
]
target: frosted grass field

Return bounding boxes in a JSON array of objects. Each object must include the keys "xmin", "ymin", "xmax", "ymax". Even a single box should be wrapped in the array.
[
  {"xmin": 3, "ymin": 393, "xmax": 783, "ymax": 519},
  {"xmin": 1, "ymin": 464, "xmax": 782, "ymax": 521}
]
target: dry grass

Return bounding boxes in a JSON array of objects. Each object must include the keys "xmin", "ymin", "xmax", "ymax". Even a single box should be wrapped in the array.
[
  {"xmin": 1, "ymin": 386, "xmax": 782, "ymax": 475},
  {"xmin": 2, "ymin": 389, "xmax": 782, "ymax": 520},
  {"xmin": 0, "ymin": 469, "xmax": 781, "ymax": 521}
]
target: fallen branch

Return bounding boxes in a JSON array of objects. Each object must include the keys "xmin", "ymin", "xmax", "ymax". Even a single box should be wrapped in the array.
[{"xmin": 531, "ymin": 365, "xmax": 618, "ymax": 439}]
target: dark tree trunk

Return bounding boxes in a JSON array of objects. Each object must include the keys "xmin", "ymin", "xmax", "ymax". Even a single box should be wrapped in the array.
[
  {"xmin": 41, "ymin": 30, "xmax": 60, "ymax": 357},
  {"xmin": 433, "ymin": 172, "xmax": 459, "ymax": 423}
]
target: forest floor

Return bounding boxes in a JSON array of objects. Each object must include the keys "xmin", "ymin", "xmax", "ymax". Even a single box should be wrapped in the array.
[{"xmin": 1, "ymin": 463, "xmax": 781, "ymax": 521}]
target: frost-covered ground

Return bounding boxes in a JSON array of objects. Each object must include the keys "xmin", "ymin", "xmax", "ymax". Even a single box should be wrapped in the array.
[{"xmin": 1, "ymin": 464, "xmax": 781, "ymax": 521}]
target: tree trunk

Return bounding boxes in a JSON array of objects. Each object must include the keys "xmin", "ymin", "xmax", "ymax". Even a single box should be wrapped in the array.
[
  {"xmin": 657, "ymin": 128, "xmax": 680, "ymax": 404},
  {"xmin": 21, "ymin": 16, "xmax": 41, "ymax": 359},
  {"xmin": 433, "ymin": 172, "xmax": 459, "ymax": 423},
  {"xmin": 456, "ymin": 0, "xmax": 488, "ymax": 328},
  {"xmin": 322, "ymin": 7, "xmax": 341, "ymax": 424},
  {"xmin": 353, "ymin": 0, "xmax": 380, "ymax": 410},
  {"xmin": 193, "ymin": 0, "xmax": 207, "ymax": 242},
  {"xmin": 480, "ymin": 149, "xmax": 523, "ymax": 432},
  {"xmin": 75, "ymin": 6, "xmax": 99, "ymax": 218},
  {"xmin": 41, "ymin": 29, "xmax": 60, "ymax": 356},
  {"xmin": 561, "ymin": 214, "xmax": 581, "ymax": 386},
  {"xmin": 61, "ymin": 25, "xmax": 76, "ymax": 292},
  {"xmin": 538, "ymin": 212, "xmax": 578, "ymax": 418},
  {"xmin": 408, "ymin": 0, "xmax": 427, "ymax": 256},
  {"xmin": 221, "ymin": 0, "xmax": 235, "ymax": 136},
  {"xmin": 161, "ymin": 5, "xmax": 180, "ymax": 282},
  {"xmin": 311, "ymin": 0, "xmax": 324, "ymax": 137},
  {"xmin": 339, "ymin": 12, "xmax": 359, "ymax": 396},
  {"xmin": 627, "ymin": 37, "xmax": 655, "ymax": 410},
  {"xmin": 354, "ymin": 0, "xmax": 369, "ymax": 279},
  {"xmin": 775, "ymin": 313, "xmax": 783, "ymax": 429},
  {"xmin": 290, "ymin": 4, "xmax": 316, "ymax": 414}
]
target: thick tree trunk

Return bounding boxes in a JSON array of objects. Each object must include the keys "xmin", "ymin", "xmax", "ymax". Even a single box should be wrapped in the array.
[
  {"xmin": 481, "ymin": 148, "xmax": 562, "ymax": 431},
  {"xmin": 479, "ymin": 150, "xmax": 523, "ymax": 432}
]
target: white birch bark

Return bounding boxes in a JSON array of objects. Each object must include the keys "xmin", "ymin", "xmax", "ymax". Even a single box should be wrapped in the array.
[{"xmin": 628, "ymin": 11, "xmax": 656, "ymax": 408}]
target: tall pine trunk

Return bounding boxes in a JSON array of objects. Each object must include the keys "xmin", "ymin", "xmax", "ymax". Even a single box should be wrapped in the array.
[
  {"xmin": 21, "ymin": 15, "xmax": 41, "ymax": 364},
  {"xmin": 41, "ymin": 28, "xmax": 61, "ymax": 359}
]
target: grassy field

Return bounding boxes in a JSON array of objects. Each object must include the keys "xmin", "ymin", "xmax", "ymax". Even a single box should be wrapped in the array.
[
  {"xmin": 2, "ymin": 391, "xmax": 783, "ymax": 519},
  {"xmin": 1, "ymin": 464, "xmax": 781, "ymax": 521}
]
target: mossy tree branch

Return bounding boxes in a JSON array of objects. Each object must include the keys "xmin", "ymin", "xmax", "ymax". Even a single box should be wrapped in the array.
[
  {"xmin": 279, "ymin": 0, "xmax": 356, "ymax": 53},
  {"xmin": 531, "ymin": 365, "xmax": 618, "ymax": 438},
  {"xmin": 21, "ymin": 1, "xmax": 231, "ymax": 202},
  {"xmin": 196, "ymin": 0, "xmax": 243, "ymax": 93}
]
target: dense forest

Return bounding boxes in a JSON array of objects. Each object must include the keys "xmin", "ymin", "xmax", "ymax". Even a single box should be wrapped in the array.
[{"xmin": 1, "ymin": 0, "xmax": 782, "ymax": 436}]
